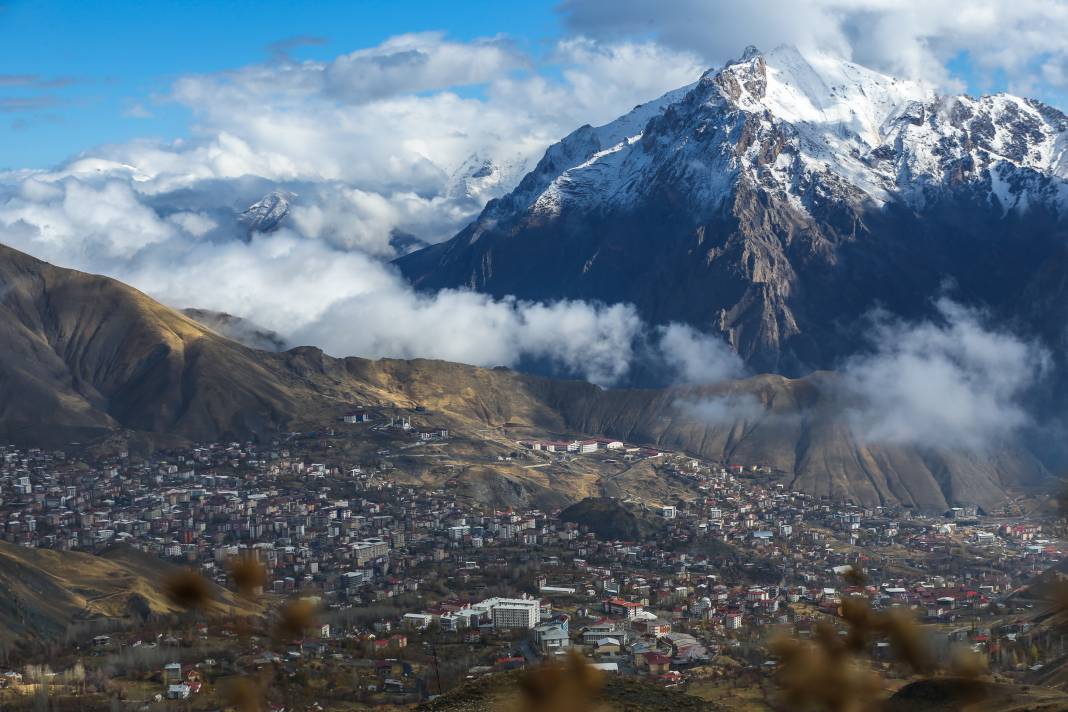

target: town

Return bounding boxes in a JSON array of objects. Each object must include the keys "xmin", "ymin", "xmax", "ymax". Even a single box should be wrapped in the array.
[{"xmin": 0, "ymin": 419, "xmax": 1062, "ymax": 709}]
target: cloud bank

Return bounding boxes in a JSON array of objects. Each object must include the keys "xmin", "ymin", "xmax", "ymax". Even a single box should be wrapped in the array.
[
  {"xmin": 656, "ymin": 323, "xmax": 746, "ymax": 385},
  {"xmin": 0, "ymin": 32, "xmax": 715, "ymax": 385},
  {"xmin": 677, "ymin": 393, "xmax": 767, "ymax": 427},
  {"xmin": 841, "ymin": 299, "xmax": 1049, "ymax": 449},
  {"xmin": 560, "ymin": 0, "xmax": 1068, "ymax": 98},
  {"xmin": 672, "ymin": 299, "xmax": 1048, "ymax": 450}
]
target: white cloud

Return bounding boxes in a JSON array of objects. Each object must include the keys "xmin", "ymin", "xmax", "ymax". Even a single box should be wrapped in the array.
[
  {"xmin": 677, "ymin": 393, "xmax": 766, "ymax": 426},
  {"xmin": 324, "ymin": 32, "xmax": 526, "ymax": 102},
  {"xmin": 559, "ymin": 0, "xmax": 1068, "ymax": 97},
  {"xmin": 0, "ymin": 178, "xmax": 177, "ymax": 259},
  {"xmin": 123, "ymin": 102, "xmax": 153, "ymax": 119},
  {"xmin": 841, "ymin": 299, "xmax": 1049, "ymax": 449},
  {"xmin": 0, "ymin": 168, "xmax": 703, "ymax": 387},
  {"xmin": 656, "ymin": 323, "xmax": 746, "ymax": 384},
  {"xmin": 0, "ymin": 32, "xmax": 704, "ymax": 262},
  {"xmin": 0, "ymin": 31, "xmax": 719, "ymax": 386},
  {"xmin": 296, "ymin": 288, "xmax": 643, "ymax": 386},
  {"xmin": 166, "ymin": 211, "xmax": 216, "ymax": 237}
]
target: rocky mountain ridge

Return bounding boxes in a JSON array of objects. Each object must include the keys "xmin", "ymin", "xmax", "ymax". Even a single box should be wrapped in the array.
[{"xmin": 398, "ymin": 45, "xmax": 1068, "ymax": 375}]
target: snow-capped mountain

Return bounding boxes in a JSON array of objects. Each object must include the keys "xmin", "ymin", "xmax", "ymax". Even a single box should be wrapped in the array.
[
  {"xmin": 497, "ymin": 45, "xmax": 1068, "ymax": 221},
  {"xmin": 444, "ymin": 153, "xmax": 531, "ymax": 206},
  {"xmin": 399, "ymin": 45, "xmax": 1068, "ymax": 375},
  {"xmin": 238, "ymin": 190, "xmax": 293, "ymax": 234}
]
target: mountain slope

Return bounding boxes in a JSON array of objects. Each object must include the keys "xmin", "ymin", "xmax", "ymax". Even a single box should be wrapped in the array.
[
  {"xmin": 535, "ymin": 373, "xmax": 1046, "ymax": 511},
  {"xmin": 0, "ymin": 243, "xmax": 1044, "ymax": 510},
  {"xmin": 181, "ymin": 307, "xmax": 287, "ymax": 351},
  {"xmin": 0, "ymin": 541, "xmax": 255, "ymax": 646},
  {"xmin": 0, "ymin": 242, "xmax": 318, "ymax": 444},
  {"xmin": 397, "ymin": 45, "xmax": 1068, "ymax": 375}
]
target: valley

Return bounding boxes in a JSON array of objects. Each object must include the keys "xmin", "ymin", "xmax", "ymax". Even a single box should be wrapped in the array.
[{"xmin": 0, "ymin": 242, "xmax": 1049, "ymax": 513}]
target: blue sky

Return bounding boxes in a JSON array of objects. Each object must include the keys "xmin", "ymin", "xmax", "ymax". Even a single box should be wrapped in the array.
[
  {"xmin": 2, "ymin": 0, "xmax": 1067, "ymax": 171},
  {"xmin": 0, "ymin": 0, "xmax": 562, "ymax": 169}
]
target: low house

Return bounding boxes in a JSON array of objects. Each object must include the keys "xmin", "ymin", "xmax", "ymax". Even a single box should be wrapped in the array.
[
  {"xmin": 582, "ymin": 621, "xmax": 626, "ymax": 646},
  {"xmin": 532, "ymin": 624, "xmax": 571, "ymax": 655},
  {"xmin": 590, "ymin": 662, "xmax": 620, "ymax": 674},
  {"xmin": 166, "ymin": 683, "xmax": 191, "ymax": 700},
  {"xmin": 162, "ymin": 662, "xmax": 183, "ymax": 685},
  {"xmin": 595, "ymin": 637, "xmax": 622, "ymax": 657},
  {"xmin": 642, "ymin": 652, "xmax": 672, "ymax": 675}
]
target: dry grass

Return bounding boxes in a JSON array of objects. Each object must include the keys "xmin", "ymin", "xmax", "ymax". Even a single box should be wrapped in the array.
[{"xmin": 0, "ymin": 540, "xmax": 258, "ymax": 644}]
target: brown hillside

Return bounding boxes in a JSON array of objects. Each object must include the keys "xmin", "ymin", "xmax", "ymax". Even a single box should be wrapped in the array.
[
  {"xmin": 0, "ymin": 243, "xmax": 1046, "ymax": 511},
  {"xmin": 0, "ymin": 541, "xmax": 256, "ymax": 645}
]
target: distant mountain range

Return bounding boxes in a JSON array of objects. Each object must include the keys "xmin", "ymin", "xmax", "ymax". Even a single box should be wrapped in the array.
[
  {"xmin": 0, "ymin": 242, "xmax": 1045, "ymax": 511},
  {"xmin": 398, "ymin": 45, "xmax": 1068, "ymax": 377}
]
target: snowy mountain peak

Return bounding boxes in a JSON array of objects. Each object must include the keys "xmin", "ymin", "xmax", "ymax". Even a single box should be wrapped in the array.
[
  {"xmin": 499, "ymin": 45, "xmax": 1068, "ymax": 220},
  {"xmin": 445, "ymin": 153, "xmax": 529, "ymax": 205},
  {"xmin": 717, "ymin": 45, "xmax": 936, "ymax": 149},
  {"xmin": 398, "ymin": 45, "xmax": 1068, "ymax": 393},
  {"xmin": 739, "ymin": 44, "xmax": 762, "ymax": 62},
  {"xmin": 239, "ymin": 190, "xmax": 293, "ymax": 234}
]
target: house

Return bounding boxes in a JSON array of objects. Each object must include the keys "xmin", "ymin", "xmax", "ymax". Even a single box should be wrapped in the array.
[
  {"xmin": 166, "ymin": 683, "xmax": 191, "ymax": 700},
  {"xmin": 162, "ymin": 662, "xmax": 183, "ymax": 685},
  {"xmin": 401, "ymin": 613, "xmax": 433, "ymax": 630},
  {"xmin": 641, "ymin": 652, "xmax": 672, "ymax": 674},
  {"xmin": 595, "ymin": 637, "xmax": 622, "ymax": 657},
  {"xmin": 632, "ymin": 618, "xmax": 672, "ymax": 637},
  {"xmin": 468, "ymin": 597, "xmax": 540, "ymax": 630},
  {"xmin": 1, "ymin": 671, "xmax": 23, "ymax": 688},
  {"xmin": 532, "ymin": 622, "xmax": 571, "ymax": 654},
  {"xmin": 374, "ymin": 659, "xmax": 412, "ymax": 678},
  {"xmin": 582, "ymin": 621, "xmax": 626, "ymax": 646},
  {"xmin": 589, "ymin": 662, "xmax": 620, "ymax": 674}
]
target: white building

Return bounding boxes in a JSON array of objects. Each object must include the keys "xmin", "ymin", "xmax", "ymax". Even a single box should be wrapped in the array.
[
  {"xmin": 470, "ymin": 596, "xmax": 540, "ymax": 630},
  {"xmin": 401, "ymin": 613, "xmax": 433, "ymax": 630},
  {"xmin": 492, "ymin": 603, "xmax": 539, "ymax": 629}
]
